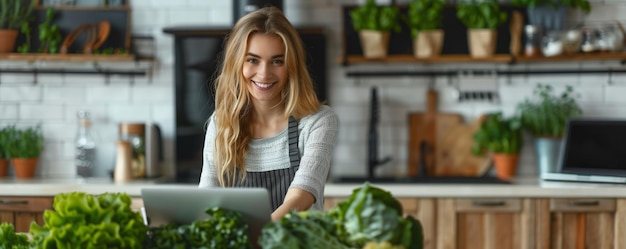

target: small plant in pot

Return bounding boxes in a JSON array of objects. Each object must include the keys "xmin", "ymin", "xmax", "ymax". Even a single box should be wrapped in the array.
[
  {"xmin": 5, "ymin": 125, "xmax": 44, "ymax": 179},
  {"xmin": 349, "ymin": 0, "xmax": 401, "ymax": 58},
  {"xmin": 0, "ymin": 0, "xmax": 34, "ymax": 53},
  {"xmin": 517, "ymin": 84, "xmax": 582, "ymax": 176},
  {"xmin": 0, "ymin": 127, "xmax": 9, "ymax": 177},
  {"xmin": 472, "ymin": 112, "xmax": 524, "ymax": 180},
  {"xmin": 456, "ymin": 0, "xmax": 508, "ymax": 58},
  {"xmin": 402, "ymin": 0, "xmax": 445, "ymax": 58}
]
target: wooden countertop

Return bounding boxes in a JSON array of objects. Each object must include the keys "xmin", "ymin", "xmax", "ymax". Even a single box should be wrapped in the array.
[{"xmin": 0, "ymin": 176, "xmax": 624, "ymax": 198}]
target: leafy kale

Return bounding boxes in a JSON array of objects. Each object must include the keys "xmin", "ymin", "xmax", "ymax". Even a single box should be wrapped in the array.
[
  {"xmin": 258, "ymin": 182, "xmax": 424, "ymax": 249},
  {"xmin": 146, "ymin": 207, "xmax": 251, "ymax": 249},
  {"xmin": 0, "ymin": 222, "xmax": 29, "ymax": 249},
  {"xmin": 29, "ymin": 192, "xmax": 147, "ymax": 249}
]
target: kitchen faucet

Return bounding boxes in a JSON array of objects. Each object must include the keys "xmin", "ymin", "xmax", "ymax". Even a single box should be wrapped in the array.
[{"xmin": 368, "ymin": 87, "xmax": 391, "ymax": 179}]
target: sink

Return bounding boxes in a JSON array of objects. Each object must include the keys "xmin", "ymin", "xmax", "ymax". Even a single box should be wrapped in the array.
[{"xmin": 332, "ymin": 176, "xmax": 510, "ymax": 184}]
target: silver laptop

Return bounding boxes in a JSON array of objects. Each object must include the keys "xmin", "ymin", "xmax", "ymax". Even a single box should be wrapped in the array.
[
  {"xmin": 141, "ymin": 187, "xmax": 272, "ymax": 244},
  {"xmin": 542, "ymin": 119, "xmax": 626, "ymax": 184}
]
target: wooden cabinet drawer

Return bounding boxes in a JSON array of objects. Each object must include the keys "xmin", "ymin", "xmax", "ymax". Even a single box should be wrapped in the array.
[
  {"xmin": 0, "ymin": 197, "xmax": 53, "ymax": 212},
  {"xmin": 456, "ymin": 198, "xmax": 522, "ymax": 212},
  {"xmin": 550, "ymin": 198, "xmax": 615, "ymax": 212}
]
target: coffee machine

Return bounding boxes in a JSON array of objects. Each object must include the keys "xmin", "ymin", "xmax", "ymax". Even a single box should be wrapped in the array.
[{"xmin": 233, "ymin": 0, "xmax": 283, "ymax": 24}]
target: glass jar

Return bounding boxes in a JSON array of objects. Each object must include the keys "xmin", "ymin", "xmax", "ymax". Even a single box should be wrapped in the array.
[
  {"xmin": 118, "ymin": 123, "xmax": 146, "ymax": 178},
  {"xmin": 541, "ymin": 31, "xmax": 564, "ymax": 57},
  {"xmin": 524, "ymin": 25, "xmax": 543, "ymax": 57},
  {"xmin": 580, "ymin": 28, "xmax": 597, "ymax": 53}
]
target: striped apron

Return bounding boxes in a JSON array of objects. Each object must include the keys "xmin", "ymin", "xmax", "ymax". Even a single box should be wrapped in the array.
[{"xmin": 236, "ymin": 117, "xmax": 300, "ymax": 211}]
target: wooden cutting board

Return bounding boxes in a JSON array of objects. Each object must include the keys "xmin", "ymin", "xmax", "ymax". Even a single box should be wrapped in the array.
[
  {"xmin": 407, "ymin": 89, "xmax": 462, "ymax": 176},
  {"xmin": 435, "ymin": 115, "xmax": 491, "ymax": 176},
  {"xmin": 408, "ymin": 90, "xmax": 491, "ymax": 177}
]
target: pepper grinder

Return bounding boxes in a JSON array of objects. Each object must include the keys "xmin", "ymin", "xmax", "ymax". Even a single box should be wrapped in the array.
[{"xmin": 114, "ymin": 140, "xmax": 133, "ymax": 182}]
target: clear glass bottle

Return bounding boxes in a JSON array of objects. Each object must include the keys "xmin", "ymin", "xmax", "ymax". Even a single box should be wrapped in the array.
[{"xmin": 75, "ymin": 110, "xmax": 96, "ymax": 178}]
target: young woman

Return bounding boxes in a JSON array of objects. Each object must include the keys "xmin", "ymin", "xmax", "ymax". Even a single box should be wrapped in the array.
[{"xmin": 198, "ymin": 6, "xmax": 339, "ymax": 221}]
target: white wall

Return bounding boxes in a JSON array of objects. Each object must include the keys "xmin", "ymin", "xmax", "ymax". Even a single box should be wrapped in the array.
[{"xmin": 0, "ymin": 0, "xmax": 624, "ymax": 180}]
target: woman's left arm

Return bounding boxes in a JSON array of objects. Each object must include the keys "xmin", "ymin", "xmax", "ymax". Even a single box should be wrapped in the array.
[
  {"xmin": 271, "ymin": 106, "xmax": 339, "ymax": 220},
  {"xmin": 271, "ymin": 188, "xmax": 315, "ymax": 221}
]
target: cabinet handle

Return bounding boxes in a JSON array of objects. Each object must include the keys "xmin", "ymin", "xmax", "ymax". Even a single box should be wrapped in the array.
[
  {"xmin": 0, "ymin": 200, "xmax": 28, "ymax": 205},
  {"xmin": 567, "ymin": 200, "xmax": 600, "ymax": 206},
  {"xmin": 472, "ymin": 201, "xmax": 506, "ymax": 207}
]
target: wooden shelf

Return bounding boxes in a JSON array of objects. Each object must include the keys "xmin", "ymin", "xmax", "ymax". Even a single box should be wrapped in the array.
[
  {"xmin": 340, "ymin": 52, "xmax": 626, "ymax": 65},
  {"xmin": 34, "ymin": 6, "xmax": 129, "ymax": 10},
  {"xmin": 513, "ymin": 52, "xmax": 626, "ymax": 63},
  {"xmin": 0, "ymin": 53, "xmax": 135, "ymax": 62},
  {"xmin": 340, "ymin": 54, "xmax": 513, "ymax": 64}
]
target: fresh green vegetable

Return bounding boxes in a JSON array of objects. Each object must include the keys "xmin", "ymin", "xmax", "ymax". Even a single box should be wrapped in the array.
[
  {"xmin": 0, "ymin": 222, "xmax": 29, "ymax": 249},
  {"xmin": 259, "ymin": 210, "xmax": 350, "ymax": 249},
  {"xmin": 259, "ymin": 182, "xmax": 423, "ymax": 249},
  {"xmin": 146, "ymin": 207, "xmax": 251, "ymax": 249},
  {"xmin": 29, "ymin": 192, "xmax": 147, "ymax": 249}
]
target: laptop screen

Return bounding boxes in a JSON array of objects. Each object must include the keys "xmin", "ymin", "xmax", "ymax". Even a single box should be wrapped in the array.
[{"xmin": 559, "ymin": 119, "xmax": 626, "ymax": 176}]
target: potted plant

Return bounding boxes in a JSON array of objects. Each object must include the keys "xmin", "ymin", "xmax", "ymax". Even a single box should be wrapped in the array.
[
  {"xmin": 5, "ymin": 125, "xmax": 44, "ymax": 179},
  {"xmin": 472, "ymin": 113, "xmax": 524, "ymax": 180},
  {"xmin": 456, "ymin": 0, "xmax": 508, "ymax": 58},
  {"xmin": 0, "ymin": 0, "xmax": 34, "ymax": 53},
  {"xmin": 511, "ymin": 0, "xmax": 591, "ymax": 31},
  {"xmin": 517, "ymin": 84, "xmax": 582, "ymax": 176},
  {"xmin": 0, "ymin": 127, "xmax": 9, "ymax": 177},
  {"xmin": 349, "ymin": 0, "xmax": 401, "ymax": 58},
  {"xmin": 402, "ymin": 0, "xmax": 445, "ymax": 58}
]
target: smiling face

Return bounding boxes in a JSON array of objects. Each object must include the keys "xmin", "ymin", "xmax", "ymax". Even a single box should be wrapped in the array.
[{"xmin": 242, "ymin": 33, "xmax": 288, "ymax": 107}]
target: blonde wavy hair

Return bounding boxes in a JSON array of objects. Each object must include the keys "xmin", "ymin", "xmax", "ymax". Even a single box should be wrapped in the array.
[{"xmin": 213, "ymin": 7, "xmax": 321, "ymax": 186}]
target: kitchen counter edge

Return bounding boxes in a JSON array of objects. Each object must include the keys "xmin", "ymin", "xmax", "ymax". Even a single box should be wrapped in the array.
[{"xmin": 0, "ymin": 177, "xmax": 625, "ymax": 198}]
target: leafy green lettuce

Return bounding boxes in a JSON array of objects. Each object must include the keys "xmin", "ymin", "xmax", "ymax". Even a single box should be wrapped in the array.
[
  {"xmin": 0, "ymin": 222, "xmax": 29, "ymax": 249},
  {"xmin": 29, "ymin": 192, "xmax": 147, "ymax": 249}
]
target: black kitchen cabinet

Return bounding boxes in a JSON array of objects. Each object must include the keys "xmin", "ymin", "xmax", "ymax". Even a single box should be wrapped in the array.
[{"xmin": 163, "ymin": 26, "xmax": 327, "ymax": 183}]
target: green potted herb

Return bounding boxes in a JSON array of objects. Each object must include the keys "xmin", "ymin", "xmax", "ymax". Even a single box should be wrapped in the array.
[
  {"xmin": 472, "ymin": 113, "xmax": 523, "ymax": 180},
  {"xmin": 5, "ymin": 125, "xmax": 44, "ymax": 179},
  {"xmin": 0, "ymin": 127, "xmax": 9, "ymax": 177},
  {"xmin": 402, "ymin": 0, "xmax": 445, "ymax": 58},
  {"xmin": 456, "ymin": 0, "xmax": 508, "ymax": 58},
  {"xmin": 517, "ymin": 84, "xmax": 582, "ymax": 176},
  {"xmin": 349, "ymin": 0, "xmax": 401, "ymax": 58},
  {"xmin": 0, "ymin": 0, "xmax": 34, "ymax": 53}
]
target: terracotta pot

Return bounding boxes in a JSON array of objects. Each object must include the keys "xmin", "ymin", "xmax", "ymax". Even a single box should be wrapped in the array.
[
  {"xmin": 359, "ymin": 30, "xmax": 390, "ymax": 58},
  {"xmin": 0, "ymin": 159, "xmax": 8, "ymax": 177},
  {"xmin": 12, "ymin": 158, "xmax": 38, "ymax": 179},
  {"xmin": 492, "ymin": 153, "xmax": 520, "ymax": 180},
  {"xmin": 0, "ymin": 29, "xmax": 18, "ymax": 53},
  {"xmin": 467, "ymin": 29, "xmax": 497, "ymax": 58},
  {"xmin": 413, "ymin": 30, "xmax": 444, "ymax": 58}
]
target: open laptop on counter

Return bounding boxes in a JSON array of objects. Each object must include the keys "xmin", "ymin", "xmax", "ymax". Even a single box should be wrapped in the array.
[
  {"xmin": 141, "ymin": 187, "xmax": 272, "ymax": 244},
  {"xmin": 542, "ymin": 119, "xmax": 626, "ymax": 184}
]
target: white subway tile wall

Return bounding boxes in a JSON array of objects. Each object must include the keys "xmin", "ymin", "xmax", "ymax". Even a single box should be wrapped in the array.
[{"xmin": 0, "ymin": 0, "xmax": 625, "ymax": 179}]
